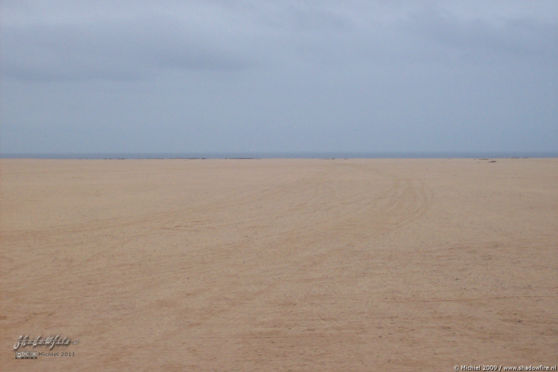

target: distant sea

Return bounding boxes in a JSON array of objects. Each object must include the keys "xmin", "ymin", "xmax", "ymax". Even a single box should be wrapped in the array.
[{"xmin": 1, "ymin": 152, "xmax": 558, "ymax": 159}]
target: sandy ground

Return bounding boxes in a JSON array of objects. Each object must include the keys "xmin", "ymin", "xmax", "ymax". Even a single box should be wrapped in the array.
[{"xmin": 1, "ymin": 158, "xmax": 557, "ymax": 371}]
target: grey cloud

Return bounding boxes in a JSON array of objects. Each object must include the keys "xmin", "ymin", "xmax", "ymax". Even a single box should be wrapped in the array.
[
  {"xmin": 1, "ymin": 15, "xmax": 251, "ymax": 81},
  {"xmin": 1, "ymin": 0, "xmax": 557, "ymax": 154},
  {"xmin": 3, "ymin": 1, "xmax": 557, "ymax": 81},
  {"xmin": 405, "ymin": 9, "xmax": 558, "ymax": 62}
]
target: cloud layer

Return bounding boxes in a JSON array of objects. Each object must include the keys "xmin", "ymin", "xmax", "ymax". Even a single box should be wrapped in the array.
[{"xmin": 1, "ymin": 0, "xmax": 557, "ymax": 153}]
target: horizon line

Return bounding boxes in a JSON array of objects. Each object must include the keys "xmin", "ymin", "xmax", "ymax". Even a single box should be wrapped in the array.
[{"xmin": 2, "ymin": 151, "xmax": 558, "ymax": 159}]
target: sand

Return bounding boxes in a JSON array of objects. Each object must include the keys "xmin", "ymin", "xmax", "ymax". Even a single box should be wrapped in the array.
[{"xmin": 1, "ymin": 158, "xmax": 557, "ymax": 371}]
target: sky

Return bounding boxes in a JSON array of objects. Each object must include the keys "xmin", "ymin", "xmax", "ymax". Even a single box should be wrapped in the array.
[{"xmin": 1, "ymin": 0, "xmax": 557, "ymax": 154}]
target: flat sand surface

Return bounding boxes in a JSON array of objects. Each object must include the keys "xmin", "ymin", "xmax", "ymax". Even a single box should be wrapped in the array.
[{"xmin": 1, "ymin": 158, "xmax": 557, "ymax": 371}]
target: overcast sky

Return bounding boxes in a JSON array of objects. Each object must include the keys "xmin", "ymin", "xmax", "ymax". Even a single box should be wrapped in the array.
[{"xmin": 1, "ymin": 0, "xmax": 557, "ymax": 154}]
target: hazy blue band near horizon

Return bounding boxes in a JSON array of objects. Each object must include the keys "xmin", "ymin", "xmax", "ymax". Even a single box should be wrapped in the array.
[{"xmin": 2, "ymin": 152, "xmax": 557, "ymax": 159}]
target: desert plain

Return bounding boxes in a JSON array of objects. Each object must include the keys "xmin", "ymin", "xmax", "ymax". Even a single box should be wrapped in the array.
[{"xmin": 1, "ymin": 158, "xmax": 557, "ymax": 371}]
